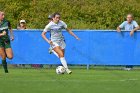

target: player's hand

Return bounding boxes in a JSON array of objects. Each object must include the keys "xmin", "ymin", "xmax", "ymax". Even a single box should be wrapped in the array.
[
  {"xmin": 2, "ymin": 31, "xmax": 6, "ymax": 36},
  {"xmin": 76, "ymin": 37, "xmax": 80, "ymax": 40},
  {"xmin": 48, "ymin": 40, "xmax": 54, "ymax": 46},
  {"xmin": 130, "ymin": 31, "xmax": 134, "ymax": 36},
  {"xmin": 10, "ymin": 35, "xmax": 14, "ymax": 41},
  {"xmin": 117, "ymin": 30, "xmax": 121, "ymax": 32}
]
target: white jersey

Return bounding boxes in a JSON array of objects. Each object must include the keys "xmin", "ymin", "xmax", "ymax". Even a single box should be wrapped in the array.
[{"xmin": 43, "ymin": 20, "xmax": 67, "ymax": 42}]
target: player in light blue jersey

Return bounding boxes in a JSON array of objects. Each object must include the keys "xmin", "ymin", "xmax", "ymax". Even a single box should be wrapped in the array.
[
  {"xmin": 42, "ymin": 13, "xmax": 80, "ymax": 74},
  {"xmin": 117, "ymin": 14, "xmax": 140, "ymax": 70}
]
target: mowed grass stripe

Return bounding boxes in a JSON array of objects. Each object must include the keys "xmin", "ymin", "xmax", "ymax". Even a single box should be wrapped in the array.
[{"xmin": 0, "ymin": 69, "xmax": 140, "ymax": 93}]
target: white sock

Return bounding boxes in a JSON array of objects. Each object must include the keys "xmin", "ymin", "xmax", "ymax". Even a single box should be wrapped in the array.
[
  {"xmin": 52, "ymin": 50, "xmax": 59, "ymax": 58},
  {"xmin": 60, "ymin": 57, "xmax": 68, "ymax": 69}
]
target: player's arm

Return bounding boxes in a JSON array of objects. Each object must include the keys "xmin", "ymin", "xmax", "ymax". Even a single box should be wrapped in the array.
[
  {"xmin": 41, "ymin": 25, "xmax": 53, "ymax": 45},
  {"xmin": 62, "ymin": 21, "xmax": 80, "ymax": 40},
  {"xmin": 8, "ymin": 21, "xmax": 14, "ymax": 41},
  {"xmin": 0, "ymin": 31, "xmax": 6, "ymax": 37},
  {"xmin": 66, "ymin": 28, "xmax": 80, "ymax": 40},
  {"xmin": 130, "ymin": 26, "xmax": 139, "ymax": 36},
  {"xmin": 117, "ymin": 26, "xmax": 121, "ymax": 32},
  {"xmin": 130, "ymin": 22, "xmax": 140, "ymax": 36},
  {"xmin": 117, "ymin": 21, "xmax": 126, "ymax": 32}
]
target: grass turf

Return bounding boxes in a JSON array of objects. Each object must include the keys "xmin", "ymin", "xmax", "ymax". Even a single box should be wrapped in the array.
[{"xmin": 0, "ymin": 68, "xmax": 140, "ymax": 93}]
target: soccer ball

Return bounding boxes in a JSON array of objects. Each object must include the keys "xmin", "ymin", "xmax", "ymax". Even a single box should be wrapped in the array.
[{"xmin": 56, "ymin": 66, "xmax": 66, "ymax": 74}]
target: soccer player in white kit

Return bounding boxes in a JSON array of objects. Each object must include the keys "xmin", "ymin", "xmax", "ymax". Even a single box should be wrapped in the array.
[{"xmin": 42, "ymin": 13, "xmax": 80, "ymax": 74}]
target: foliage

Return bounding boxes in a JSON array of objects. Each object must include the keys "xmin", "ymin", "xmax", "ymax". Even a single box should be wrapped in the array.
[{"xmin": 1, "ymin": 0, "xmax": 140, "ymax": 29}]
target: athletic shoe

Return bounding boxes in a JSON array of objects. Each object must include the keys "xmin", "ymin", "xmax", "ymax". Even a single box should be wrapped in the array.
[
  {"xmin": 49, "ymin": 48, "xmax": 53, "ymax": 54},
  {"xmin": 5, "ymin": 70, "xmax": 8, "ymax": 73},
  {"xmin": 124, "ymin": 68, "xmax": 132, "ymax": 71},
  {"xmin": 66, "ymin": 69, "xmax": 72, "ymax": 74}
]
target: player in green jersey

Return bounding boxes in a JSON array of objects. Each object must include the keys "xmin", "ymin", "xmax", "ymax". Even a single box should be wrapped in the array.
[{"xmin": 0, "ymin": 11, "xmax": 14, "ymax": 73}]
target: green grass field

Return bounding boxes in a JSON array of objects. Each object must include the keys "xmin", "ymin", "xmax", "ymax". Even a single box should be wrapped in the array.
[{"xmin": 0, "ymin": 68, "xmax": 140, "ymax": 93}]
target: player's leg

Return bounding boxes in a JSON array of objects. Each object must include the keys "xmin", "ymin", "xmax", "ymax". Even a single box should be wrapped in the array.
[
  {"xmin": 61, "ymin": 49, "xmax": 72, "ymax": 74},
  {"xmin": 0, "ymin": 48, "xmax": 8, "ymax": 73},
  {"xmin": 62, "ymin": 49, "xmax": 65, "ymax": 55},
  {"xmin": 53, "ymin": 46, "xmax": 68, "ymax": 69},
  {"xmin": 48, "ymin": 45, "xmax": 59, "ymax": 57},
  {"xmin": 51, "ymin": 42, "xmax": 61, "ymax": 57},
  {"xmin": 5, "ymin": 48, "xmax": 13, "ymax": 59},
  {"xmin": 53, "ymin": 47, "xmax": 72, "ymax": 74},
  {"xmin": 53, "ymin": 46, "xmax": 64, "ymax": 57},
  {"xmin": 49, "ymin": 47, "xmax": 53, "ymax": 54},
  {"xmin": 52, "ymin": 49, "xmax": 59, "ymax": 58},
  {"xmin": 5, "ymin": 39, "xmax": 13, "ymax": 59}
]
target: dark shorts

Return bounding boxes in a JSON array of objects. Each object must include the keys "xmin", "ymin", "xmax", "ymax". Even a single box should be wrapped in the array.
[{"xmin": 0, "ymin": 36, "xmax": 11, "ymax": 49}]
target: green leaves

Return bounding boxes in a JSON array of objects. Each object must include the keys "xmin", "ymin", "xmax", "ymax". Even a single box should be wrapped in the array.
[{"xmin": 1, "ymin": 0, "xmax": 140, "ymax": 29}]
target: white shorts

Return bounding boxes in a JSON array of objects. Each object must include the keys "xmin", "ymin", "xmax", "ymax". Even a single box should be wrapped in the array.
[{"xmin": 51, "ymin": 40, "xmax": 66, "ymax": 49}]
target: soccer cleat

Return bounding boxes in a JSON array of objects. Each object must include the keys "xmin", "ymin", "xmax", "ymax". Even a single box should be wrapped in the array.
[
  {"xmin": 49, "ymin": 48, "xmax": 53, "ymax": 54},
  {"xmin": 124, "ymin": 68, "xmax": 132, "ymax": 71},
  {"xmin": 66, "ymin": 69, "xmax": 72, "ymax": 74},
  {"xmin": 5, "ymin": 70, "xmax": 9, "ymax": 73}
]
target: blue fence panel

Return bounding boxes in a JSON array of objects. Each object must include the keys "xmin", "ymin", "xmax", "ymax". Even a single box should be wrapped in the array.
[{"xmin": 0, "ymin": 29, "xmax": 140, "ymax": 65}]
